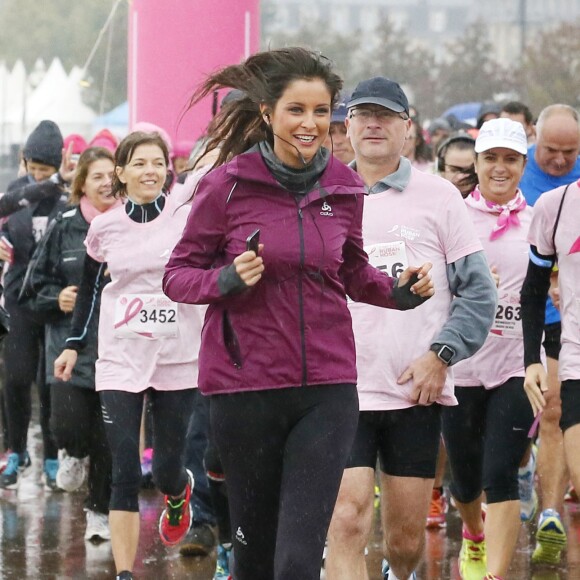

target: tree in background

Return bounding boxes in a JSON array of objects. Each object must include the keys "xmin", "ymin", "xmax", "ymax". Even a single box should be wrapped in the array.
[
  {"xmin": 357, "ymin": 16, "xmax": 439, "ymax": 119},
  {"xmin": 261, "ymin": 16, "xmax": 514, "ymax": 120},
  {"xmin": 264, "ymin": 22, "xmax": 361, "ymax": 95},
  {"xmin": 517, "ymin": 22, "xmax": 580, "ymax": 115},
  {"xmin": 435, "ymin": 21, "xmax": 514, "ymax": 114},
  {"xmin": 0, "ymin": 0, "xmax": 127, "ymax": 112},
  {"xmin": 3, "ymin": 1, "xmax": 579, "ymax": 123}
]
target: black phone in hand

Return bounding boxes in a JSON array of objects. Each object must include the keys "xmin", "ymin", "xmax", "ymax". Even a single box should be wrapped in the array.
[{"xmin": 246, "ymin": 229, "xmax": 260, "ymax": 254}]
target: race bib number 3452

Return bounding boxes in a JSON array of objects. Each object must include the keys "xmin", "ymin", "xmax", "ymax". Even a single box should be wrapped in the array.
[{"xmin": 114, "ymin": 294, "xmax": 178, "ymax": 339}]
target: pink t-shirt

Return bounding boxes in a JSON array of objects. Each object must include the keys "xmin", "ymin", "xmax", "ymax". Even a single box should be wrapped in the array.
[
  {"xmin": 350, "ymin": 168, "xmax": 482, "ymax": 411},
  {"xmin": 85, "ymin": 192, "xmax": 204, "ymax": 392},
  {"xmin": 528, "ymin": 182, "xmax": 580, "ymax": 381},
  {"xmin": 453, "ymin": 200, "xmax": 533, "ymax": 388}
]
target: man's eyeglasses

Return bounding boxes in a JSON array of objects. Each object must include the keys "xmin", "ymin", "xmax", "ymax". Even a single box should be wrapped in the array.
[{"xmin": 349, "ymin": 107, "xmax": 409, "ymax": 122}]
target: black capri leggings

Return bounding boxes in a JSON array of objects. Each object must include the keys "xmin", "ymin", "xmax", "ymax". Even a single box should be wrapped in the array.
[
  {"xmin": 210, "ymin": 383, "xmax": 359, "ymax": 580},
  {"xmin": 50, "ymin": 384, "xmax": 112, "ymax": 514},
  {"xmin": 100, "ymin": 388, "xmax": 195, "ymax": 512},
  {"xmin": 442, "ymin": 377, "xmax": 533, "ymax": 505}
]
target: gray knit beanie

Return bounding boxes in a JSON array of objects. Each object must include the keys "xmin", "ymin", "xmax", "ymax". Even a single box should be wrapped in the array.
[{"xmin": 23, "ymin": 120, "xmax": 63, "ymax": 169}]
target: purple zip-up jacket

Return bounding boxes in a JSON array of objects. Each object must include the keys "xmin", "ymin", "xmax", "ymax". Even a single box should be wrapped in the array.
[{"xmin": 163, "ymin": 149, "xmax": 413, "ymax": 395}]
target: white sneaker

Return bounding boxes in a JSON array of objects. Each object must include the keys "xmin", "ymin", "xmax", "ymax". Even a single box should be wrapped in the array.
[
  {"xmin": 56, "ymin": 454, "xmax": 87, "ymax": 492},
  {"xmin": 519, "ymin": 444, "xmax": 538, "ymax": 521},
  {"xmin": 85, "ymin": 509, "xmax": 111, "ymax": 541}
]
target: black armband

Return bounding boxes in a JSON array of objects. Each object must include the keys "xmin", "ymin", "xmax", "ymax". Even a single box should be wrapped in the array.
[{"xmin": 521, "ymin": 251, "xmax": 553, "ymax": 368}]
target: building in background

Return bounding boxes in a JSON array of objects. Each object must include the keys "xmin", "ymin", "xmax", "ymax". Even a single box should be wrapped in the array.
[{"xmin": 262, "ymin": 0, "xmax": 580, "ymax": 66}]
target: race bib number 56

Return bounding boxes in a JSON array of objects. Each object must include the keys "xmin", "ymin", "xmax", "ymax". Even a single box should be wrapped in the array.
[
  {"xmin": 365, "ymin": 241, "xmax": 409, "ymax": 279},
  {"xmin": 114, "ymin": 294, "xmax": 178, "ymax": 339}
]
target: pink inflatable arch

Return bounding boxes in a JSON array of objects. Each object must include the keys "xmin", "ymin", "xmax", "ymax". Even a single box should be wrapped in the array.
[{"xmin": 128, "ymin": 0, "xmax": 260, "ymax": 144}]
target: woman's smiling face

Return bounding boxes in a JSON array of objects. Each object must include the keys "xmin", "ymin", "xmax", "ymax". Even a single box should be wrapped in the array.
[
  {"xmin": 266, "ymin": 78, "xmax": 332, "ymax": 168},
  {"xmin": 116, "ymin": 143, "xmax": 167, "ymax": 203},
  {"xmin": 475, "ymin": 147, "xmax": 526, "ymax": 204}
]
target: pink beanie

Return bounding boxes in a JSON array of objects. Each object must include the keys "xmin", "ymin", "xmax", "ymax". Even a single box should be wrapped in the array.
[
  {"xmin": 132, "ymin": 122, "xmax": 173, "ymax": 155},
  {"xmin": 63, "ymin": 134, "xmax": 88, "ymax": 155},
  {"xmin": 89, "ymin": 129, "xmax": 118, "ymax": 153}
]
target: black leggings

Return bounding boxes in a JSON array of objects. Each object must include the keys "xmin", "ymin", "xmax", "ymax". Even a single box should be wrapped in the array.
[
  {"xmin": 205, "ymin": 436, "xmax": 231, "ymax": 545},
  {"xmin": 99, "ymin": 388, "xmax": 195, "ymax": 512},
  {"xmin": 442, "ymin": 377, "xmax": 533, "ymax": 504},
  {"xmin": 3, "ymin": 301, "xmax": 56, "ymax": 459},
  {"xmin": 210, "ymin": 383, "xmax": 359, "ymax": 580},
  {"xmin": 50, "ymin": 384, "xmax": 112, "ymax": 513}
]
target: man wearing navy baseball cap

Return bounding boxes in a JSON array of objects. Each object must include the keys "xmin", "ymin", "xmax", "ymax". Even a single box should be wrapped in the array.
[
  {"xmin": 325, "ymin": 77, "xmax": 496, "ymax": 580},
  {"xmin": 347, "ymin": 76, "xmax": 410, "ymax": 115}
]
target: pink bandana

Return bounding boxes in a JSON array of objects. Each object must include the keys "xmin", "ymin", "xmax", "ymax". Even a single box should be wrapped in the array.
[
  {"xmin": 465, "ymin": 186, "xmax": 527, "ymax": 241},
  {"xmin": 79, "ymin": 195, "xmax": 121, "ymax": 223}
]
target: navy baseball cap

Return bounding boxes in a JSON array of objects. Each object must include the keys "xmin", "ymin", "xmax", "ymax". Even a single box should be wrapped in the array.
[
  {"xmin": 347, "ymin": 77, "xmax": 409, "ymax": 115},
  {"xmin": 331, "ymin": 102, "xmax": 348, "ymax": 123}
]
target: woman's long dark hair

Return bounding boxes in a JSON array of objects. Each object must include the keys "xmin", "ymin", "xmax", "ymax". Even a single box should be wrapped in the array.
[{"xmin": 188, "ymin": 47, "xmax": 343, "ymax": 169}]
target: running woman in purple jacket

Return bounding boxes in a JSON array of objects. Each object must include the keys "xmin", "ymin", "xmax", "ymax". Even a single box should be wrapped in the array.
[{"xmin": 163, "ymin": 47, "xmax": 434, "ymax": 580}]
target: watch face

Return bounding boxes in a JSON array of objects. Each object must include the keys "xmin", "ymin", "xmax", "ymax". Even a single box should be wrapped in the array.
[{"xmin": 439, "ymin": 345, "xmax": 454, "ymax": 364}]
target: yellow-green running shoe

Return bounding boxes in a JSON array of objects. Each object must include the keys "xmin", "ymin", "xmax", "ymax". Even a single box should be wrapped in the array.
[
  {"xmin": 532, "ymin": 509, "xmax": 567, "ymax": 565},
  {"xmin": 458, "ymin": 535, "xmax": 487, "ymax": 580}
]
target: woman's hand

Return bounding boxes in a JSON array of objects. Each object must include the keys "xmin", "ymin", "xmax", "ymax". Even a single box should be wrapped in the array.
[
  {"xmin": 397, "ymin": 262, "xmax": 434, "ymax": 299},
  {"xmin": 490, "ymin": 266, "xmax": 500, "ymax": 288},
  {"xmin": 549, "ymin": 271, "xmax": 560, "ymax": 310},
  {"xmin": 54, "ymin": 349, "xmax": 78, "ymax": 382},
  {"xmin": 58, "ymin": 285, "xmax": 78, "ymax": 313},
  {"xmin": 234, "ymin": 244, "xmax": 264, "ymax": 287},
  {"xmin": 58, "ymin": 141, "xmax": 77, "ymax": 184},
  {"xmin": 523, "ymin": 363, "xmax": 548, "ymax": 417},
  {"xmin": 0, "ymin": 238, "xmax": 12, "ymax": 263}
]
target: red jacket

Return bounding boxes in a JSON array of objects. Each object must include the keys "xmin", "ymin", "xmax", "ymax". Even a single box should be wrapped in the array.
[{"xmin": 163, "ymin": 149, "xmax": 406, "ymax": 395}]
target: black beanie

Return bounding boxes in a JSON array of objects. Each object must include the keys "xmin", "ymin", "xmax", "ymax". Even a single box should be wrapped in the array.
[{"xmin": 23, "ymin": 120, "xmax": 63, "ymax": 169}]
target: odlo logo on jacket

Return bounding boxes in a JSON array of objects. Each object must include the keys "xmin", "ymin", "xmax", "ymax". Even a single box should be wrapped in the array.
[{"xmin": 320, "ymin": 201, "xmax": 333, "ymax": 217}]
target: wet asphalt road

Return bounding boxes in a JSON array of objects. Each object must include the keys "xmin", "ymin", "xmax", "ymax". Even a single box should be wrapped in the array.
[{"xmin": 1, "ymin": 424, "xmax": 578, "ymax": 579}]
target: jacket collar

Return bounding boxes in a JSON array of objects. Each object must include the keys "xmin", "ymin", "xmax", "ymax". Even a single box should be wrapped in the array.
[{"xmin": 225, "ymin": 146, "xmax": 366, "ymax": 207}]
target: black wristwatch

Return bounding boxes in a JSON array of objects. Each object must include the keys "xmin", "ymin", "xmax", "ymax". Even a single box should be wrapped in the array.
[{"xmin": 430, "ymin": 343, "xmax": 455, "ymax": 365}]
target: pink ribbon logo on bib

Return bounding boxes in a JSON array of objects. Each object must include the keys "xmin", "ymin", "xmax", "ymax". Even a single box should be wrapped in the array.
[{"xmin": 114, "ymin": 297, "xmax": 154, "ymax": 338}]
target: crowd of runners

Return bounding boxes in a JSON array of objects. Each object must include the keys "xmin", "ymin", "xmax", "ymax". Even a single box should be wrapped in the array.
[{"xmin": 0, "ymin": 46, "xmax": 579, "ymax": 580}]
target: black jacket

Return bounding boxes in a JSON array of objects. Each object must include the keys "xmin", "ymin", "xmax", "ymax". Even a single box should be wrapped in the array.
[
  {"xmin": 28, "ymin": 206, "xmax": 102, "ymax": 389},
  {"xmin": 1, "ymin": 180, "xmax": 68, "ymax": 305}
]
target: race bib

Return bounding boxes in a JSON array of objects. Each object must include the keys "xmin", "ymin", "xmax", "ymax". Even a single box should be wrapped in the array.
[
  {"xmin": 114, "ymin": 294, "xmax": 178, "ymax": 339},
  {"xmin": 365, "ymin": 241, "xmax": 409, "ymax": 279},
  {"xmin": 490, "ymin": 291, "xmax": 522, "ymax": 337},
  {"xmin": 32, "ymin": 216, "xmax": 49, "ymax": 243},
  {"xmin": 348, "ymin": 241, "xmax": 409, "ymax": 304}
]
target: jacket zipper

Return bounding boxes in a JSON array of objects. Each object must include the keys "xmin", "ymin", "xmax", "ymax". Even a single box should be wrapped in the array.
[{"xmin": 296, "ymin": 204, "xmax": 308, "ymax": 386}]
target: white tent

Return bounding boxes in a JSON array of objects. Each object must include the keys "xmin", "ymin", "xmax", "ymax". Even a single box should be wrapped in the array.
[{"xmin": 0, "ymin": 58, "xmax": 96, "ymax": 154}]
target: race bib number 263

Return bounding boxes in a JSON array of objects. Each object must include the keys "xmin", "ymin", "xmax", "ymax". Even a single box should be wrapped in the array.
[{"xmin": 490, "ymin": 291, "xmax": 522, "ymax": 337}]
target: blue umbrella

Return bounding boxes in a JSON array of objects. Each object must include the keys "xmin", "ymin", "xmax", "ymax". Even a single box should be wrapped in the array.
[{"xmin": 442, "ymin": 102, "xmax": 481, "ymax": 125}]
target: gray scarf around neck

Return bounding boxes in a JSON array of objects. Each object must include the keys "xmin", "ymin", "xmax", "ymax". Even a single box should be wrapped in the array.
[{"xmin": 258, "ymin": 140, "xmax": 329, "ymax": 196}]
